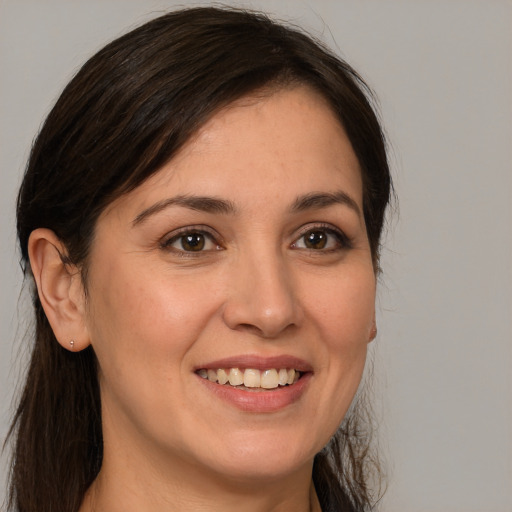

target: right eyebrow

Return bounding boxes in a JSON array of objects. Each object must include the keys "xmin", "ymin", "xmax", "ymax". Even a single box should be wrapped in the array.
[{"xmin": 132, "ymin": 195, "xmax": 237, "ymax": 227}]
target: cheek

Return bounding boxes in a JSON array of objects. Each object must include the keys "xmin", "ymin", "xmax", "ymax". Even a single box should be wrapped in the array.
[
  {"xmin": 302, "ymin": 267, "xmax": 375, "ymax": 419},
  {"xmin": 86, "ymin": 260, "xmax": 225, "ymax": 370},
  {"xmin": 307, "ymin": 267, "xmax": 375, "ymax": 348},
  {"xmin": 84, "ymin": 260, "xmax": 227, "ymax": 438}
]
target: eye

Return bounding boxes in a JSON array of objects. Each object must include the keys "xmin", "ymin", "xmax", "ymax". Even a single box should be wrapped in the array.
[
  {"xmin": 292, "ymin": 226, "xmax": 349, "ymax": 251},
  {"xmin": 163, "ymin": 229, "xmax": 221, "ymax": 253}
]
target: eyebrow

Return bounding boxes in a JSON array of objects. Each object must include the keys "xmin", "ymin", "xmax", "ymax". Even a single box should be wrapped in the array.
[
  {"xmin": 132, "ymin": 195, "xmax": 237, "ymax": 226},
  {"xmin": 291, "ymin": 191, "xmax": 361, "ymax": 216},
  {"xmin": 132, "ymin": 189, "xmax": 361, "ymax": 227}
]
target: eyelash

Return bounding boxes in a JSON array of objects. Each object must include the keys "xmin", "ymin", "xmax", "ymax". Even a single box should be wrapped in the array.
[
  {"xmin": 160, "ymin": 226, "xmax": 223, "ymax": 256},
  {"xmin": 291, "ymin": 223, "xmax": 352, "ymax": 252},
  {"xmin": 160, "ymin": 223, "xmax": 351, "ymax": 256}
]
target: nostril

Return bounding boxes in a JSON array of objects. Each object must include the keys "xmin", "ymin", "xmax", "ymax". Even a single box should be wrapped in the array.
[
  {"xmin": 232, "ymin": 321, "xmax": 297, "ymax": 340},
  {"xmin": 234, "ymin": 323, "xmax": 265, "ymax": 336}
]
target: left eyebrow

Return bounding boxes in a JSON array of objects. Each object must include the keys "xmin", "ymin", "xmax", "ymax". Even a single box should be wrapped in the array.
[
  {"xmin": 290, "ymin": 191, "xmax": 362, "ymax": 217},
  {"xmin": 132, "ymin": 195, "xmax": 237, "ymax": 226}
]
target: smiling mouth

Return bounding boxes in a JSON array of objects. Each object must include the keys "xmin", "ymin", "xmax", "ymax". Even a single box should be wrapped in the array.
[{"xmin": 196, "ymin": 368, "xmax": 302, "ymax": 390}]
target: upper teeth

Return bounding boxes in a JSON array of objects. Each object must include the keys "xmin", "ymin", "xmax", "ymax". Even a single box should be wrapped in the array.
[{"xmin": 197, "ymin": 368, "xmax": 300, "ymax": 389}]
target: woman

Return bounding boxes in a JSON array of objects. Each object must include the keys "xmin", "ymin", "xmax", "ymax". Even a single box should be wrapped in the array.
[{"xmin": 7, "ymin": 6, "xmax": 391, "ymax": 512}]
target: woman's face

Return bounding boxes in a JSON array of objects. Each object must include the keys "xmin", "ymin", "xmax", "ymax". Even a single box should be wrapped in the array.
[{"xmin": 83, "ymin": 86, "xmax": 376, "ymax": 483}]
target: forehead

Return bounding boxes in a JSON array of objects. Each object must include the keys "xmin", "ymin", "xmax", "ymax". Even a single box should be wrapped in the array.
[{"xmin": 103, "ymin": 86, "xmax": 363, "ymax": 220}]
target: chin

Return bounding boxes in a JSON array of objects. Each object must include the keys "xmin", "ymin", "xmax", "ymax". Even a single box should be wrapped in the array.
[{"xmin": 194, "ymin": 425, "xmax": 327, "ymax": 483}]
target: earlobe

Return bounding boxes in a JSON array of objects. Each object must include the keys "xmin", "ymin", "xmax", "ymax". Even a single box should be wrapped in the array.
[{"xmin": 28, "ymin": 228, "xmax": 90, "ymax": 351}]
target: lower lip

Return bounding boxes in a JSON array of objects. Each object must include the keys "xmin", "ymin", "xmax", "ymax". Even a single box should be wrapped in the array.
[{"xmin": 196, "ymin": 373, "xmax": 312, "ymax": 413}]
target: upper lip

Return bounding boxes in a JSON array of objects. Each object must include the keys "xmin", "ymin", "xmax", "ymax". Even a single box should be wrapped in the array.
[{"xmin": 194, "ymin": 354, "xmax": 313, "ymax": 373}]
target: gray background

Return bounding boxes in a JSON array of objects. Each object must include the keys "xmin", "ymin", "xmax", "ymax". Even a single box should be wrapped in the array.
[{"xmin": 1, "ymin": 1, "xmax": 511, "ymax": 511}]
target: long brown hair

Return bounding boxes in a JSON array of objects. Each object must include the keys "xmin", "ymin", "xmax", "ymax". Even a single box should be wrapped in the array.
[{"xmin": 7, "ymin": 7, "xmax": 391, "ymax": 512}]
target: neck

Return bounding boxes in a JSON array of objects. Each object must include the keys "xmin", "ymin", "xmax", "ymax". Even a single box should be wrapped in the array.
[
  {"xmin": 81, "ymin": 468, "xmax": 321, "ymax": 512},
  {"xmin": 80, "ymin": 440, "xmax": 321, "ymax": 512}
]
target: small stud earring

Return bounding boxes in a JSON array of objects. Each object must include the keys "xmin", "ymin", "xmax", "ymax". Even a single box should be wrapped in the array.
[{"xmin": 70, "ymin": 339, "xmax": 75, "ymax": 350}]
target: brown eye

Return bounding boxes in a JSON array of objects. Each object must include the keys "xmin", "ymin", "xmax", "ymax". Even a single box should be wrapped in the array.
[
  {"xmin": 180, "ymin": 232, "xmax": 205, "ymax": 251},
  {"xmin": 304, "ymin": 230, "xmax": 327, "ymax": 249},
  {"xmin": 164, "ymin": 230, "xmax": 220, "ymax": 253},
  {"xmin": 292, "ymin": 226, "xmax": 349, "ymax": 252}
]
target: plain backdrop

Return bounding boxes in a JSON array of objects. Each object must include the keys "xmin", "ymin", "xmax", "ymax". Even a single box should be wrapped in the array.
[{"xmin": 1, "ymin": 1, "xmax": 511, "ymax": 511}]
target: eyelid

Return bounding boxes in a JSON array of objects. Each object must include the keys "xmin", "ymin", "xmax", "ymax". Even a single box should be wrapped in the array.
[
  {"xmin": 160, "ymin": 225, "xmax": 224, "ymax": 252},
  {"xmin": 291, "ymin": 222, "xmax": 352, "ymax": 250}
]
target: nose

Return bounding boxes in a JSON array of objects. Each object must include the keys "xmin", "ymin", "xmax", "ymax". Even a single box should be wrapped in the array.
[{"xmin": 222, "ymin": 251, "xmax": 302, "ymax": 339}]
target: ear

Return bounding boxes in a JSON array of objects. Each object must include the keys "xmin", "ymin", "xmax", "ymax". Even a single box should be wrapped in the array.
[
  {"xmin": 368, "ymin": 314, "xmax": 377, "ymax": 343},
  {"xmin": 28, "ymin": 228, "xmax": 90, "ymax": 352}
]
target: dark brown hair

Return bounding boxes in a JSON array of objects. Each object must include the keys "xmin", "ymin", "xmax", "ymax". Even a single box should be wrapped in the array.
[{"xmin": 7, "ymin": 6, "xmax": 391, "ymax": 512}]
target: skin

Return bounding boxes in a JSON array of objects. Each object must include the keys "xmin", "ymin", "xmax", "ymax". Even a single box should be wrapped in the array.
[{"xmin": 29, "ymin": 86, "xmax": 376, "ymax": 512}]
